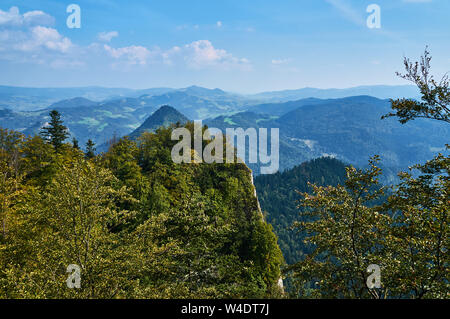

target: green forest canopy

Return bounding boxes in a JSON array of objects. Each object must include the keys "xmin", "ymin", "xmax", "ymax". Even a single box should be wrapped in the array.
[{"xmin": 0, "ymin": 122, "xmax": 283, "ymax": 298}]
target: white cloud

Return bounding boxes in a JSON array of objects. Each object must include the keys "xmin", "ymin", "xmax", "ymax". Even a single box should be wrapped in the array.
[
  {"xmin": 29, "ymin": 26, "xmax": 72, "ymax": 53},
  {"xmin": 23, "ymin": 10, "xmax": 55, "ymax": 26},
  {"xmin": 0, "ymin": 7, "xmax": 248, "ymax": 72},
  {"xmin": 97, "ymin": 31, "xmax": 119, "ymax": 42},
  {"xmin": 103, "ymin": 44, "xmax": 152, "ymax": 65},
  {"xmin": 0, "ymin": 6, "xmax": 70, "ymax": 64},
  {"xmin": 0, "ymin": 7, "xmax": 22, "ymax": 26},
  {"xmin": 272, "ymin": 58, "xmax": 291, "ymax": 65},
  {"xmin": 0, "ymin": 6, "xmax": 54, "ymax": 27},
  {"xmin": 102, "ymin": 39, "xmax": 250, "ymax": 70},
  {"xmin": 181, "ymin": 40, "xmax": 249, "ymax": 69},
  {"xmin": 0, "ymin": 25, "xmax": 72, "ymax": 58},
  {"xmin": 185, "ymin": 40, "xmax": 230, "ymax": 67}
]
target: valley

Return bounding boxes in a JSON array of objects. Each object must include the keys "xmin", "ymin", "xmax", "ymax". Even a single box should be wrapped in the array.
[{"xmin": 1, "ymin": 85, "xmax": 445, "ymax": 178}]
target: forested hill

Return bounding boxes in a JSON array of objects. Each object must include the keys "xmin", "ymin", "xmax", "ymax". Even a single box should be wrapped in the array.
[
  {"xmin": 128, "ymin": 105, "xmax": 188, "ymax": 139},
  {"xmin": 0, "ymin": 123, "xmax": 283, "ymax": 298},
  {"xmin": 254, "ymin": 157, "xmax": 348, "ymax": 265}
]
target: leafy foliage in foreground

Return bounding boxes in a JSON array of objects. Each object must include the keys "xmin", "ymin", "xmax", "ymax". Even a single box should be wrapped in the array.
[
  {"xmin": 288, "ymin": 154, "xmax": 448, "ymax": 299},
  {"xmin": 383, "ymin": 47, "xmax": 449, "ymax": 124},
  {"xmin": 288, "ymin": 50, "xmax": 449, "ymax": 299}
]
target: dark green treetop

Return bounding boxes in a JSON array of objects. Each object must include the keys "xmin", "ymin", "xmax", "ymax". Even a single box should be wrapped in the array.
[
  {"xmin": 40, "ymin": 110, "xmax": 69, "ymax": 151},
  {"xmin": 85, "ymin": 139, "xmax": 96, "ymax": 159}
]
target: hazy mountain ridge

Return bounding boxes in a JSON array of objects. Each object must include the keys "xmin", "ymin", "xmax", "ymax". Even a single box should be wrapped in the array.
[
  {"xmin": 0, "ymin": 85, "xmax": 136, "ymax": 111},
  {"xmin": 0, "ymin": 84, "xmax": 419, "ymax": 112},
  {"xmin": 205, "ymin": 95, "xmax": 449, "ymax": 177},
  {"xmin": 248, "ymin": 85, "xmax": 420, "ymax": 102},
  {"xmin": 0, "ymin": 86, "xmax": 249, "ymax": 147},
  {"xmin": 0, "ymin": 85, "xmax": 439, "ymax": 173}
]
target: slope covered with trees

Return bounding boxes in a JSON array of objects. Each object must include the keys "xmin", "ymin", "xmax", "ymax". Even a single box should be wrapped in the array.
[
  {"xmin": 128, "ymin": 105, "xmax": 188, "ymax": 139},
  {"xmin": 254, "ymin": 157, "xmax": 348, "ymax": 265},
  {"xmin": 0, "ymin": 114, "xmax": 283, "ymax": 298}
]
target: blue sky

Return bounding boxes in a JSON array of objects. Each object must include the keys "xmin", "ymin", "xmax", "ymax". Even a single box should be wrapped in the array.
[{"xmin": 0, "ymin": 0, "xmax": 449, "ymax": 93}]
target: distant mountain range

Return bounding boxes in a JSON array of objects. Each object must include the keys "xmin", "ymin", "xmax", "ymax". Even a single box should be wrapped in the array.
[
  {"xmin": 0, "ymin": 85, "xmax": 137, "ymax": 111},
  {"xmin": 0, "ymin": 86, "xmax": 254, "ymax": 149},
  {"xmin": 0, "ymin": 84, "xmax": 419, "ymax": 112},
  {"xmin": 247, "ymin": 85, "xmax": 420, "ymax": 102},
  {"xmin": 1, "ymin": 84, "xmax": 445, "ymax": 179},
  {"xmin": 205, "ymin": 95, "xmax": 449, "ymax": 178}
]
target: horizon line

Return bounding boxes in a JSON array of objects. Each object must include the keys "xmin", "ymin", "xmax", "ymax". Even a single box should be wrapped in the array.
[{"xmin": 0, "ymin": 83, "xmax": 417, "ymax": 96}]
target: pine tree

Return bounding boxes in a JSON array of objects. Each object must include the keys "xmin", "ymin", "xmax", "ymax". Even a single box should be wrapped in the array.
[
  {"xmin": 85, "ymin": 139, "xmax": 96, "ymax": 159},
  {"xmin": 72, "ymin": 137, "xmax": 80, "ymax": 150},
  {"xmin": 40, "ymin": 110, "xmax": 69, "ymax": 152}
]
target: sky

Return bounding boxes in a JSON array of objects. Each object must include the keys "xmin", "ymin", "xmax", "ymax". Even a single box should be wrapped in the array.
[{"xmin": 0, "ymin": 0, "xmax": 449, "ymax": 93}]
